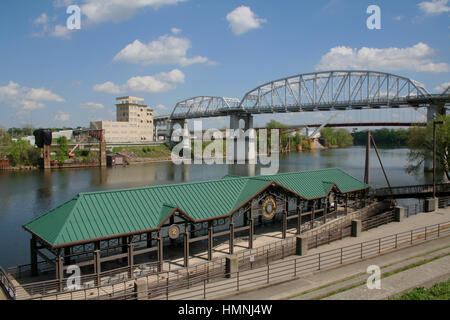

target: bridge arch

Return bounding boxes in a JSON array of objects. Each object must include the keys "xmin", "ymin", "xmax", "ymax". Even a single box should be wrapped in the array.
[{"xmin": 238, "ymin": 70, "xmax": 430, "ymax": 113}]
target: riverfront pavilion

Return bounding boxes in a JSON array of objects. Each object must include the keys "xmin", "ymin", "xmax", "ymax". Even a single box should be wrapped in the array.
[{"xmin": 23, "ymin": 168, "xmax": 369, "ymax": 283}]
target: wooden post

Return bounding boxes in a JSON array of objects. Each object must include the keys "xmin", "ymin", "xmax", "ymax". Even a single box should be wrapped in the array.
[
  {"xmin": 335, "ymin": 195, "xmax": 338, "ymax": 218},
  {"xmin": 345, "ymin": 195, "xmax": 348, "ymax": 215},
  {"xmin": 249, "ymin": 218, "xmax": 254, "ymax": 249},
  {"xmin": 184, "ymin": 232, "xmax": 189, "ymax": 268},
  {"xmin": 30, "ymin": 236, "xmax": 38, "ymax": 277},
  {"xmin": 229, "ymin": 222, "xmax": 235, "ymax": 254},
  {"xmin": 311, "ymin": 201, "xmax": 315, "ymax": 230},
  {"xmin": 297, "ymin": 207, "xmax": 302, "ymax": 234},
  {"xmin": 57, "ymin": 254, "xmax": 64, "ymax": 292},
  {"xmin": 94, "ymin": 249, "xmax": 101, "ymax": 286},
  {"xmin": 158, "ymin": 234, "xmax": 163, "ymax": 272},
  {"xmin": 282, "ymin": 210, "xmax": 287, "ymax": 239},
  {"xmin": 128, "ymin": 243, "xmax": 134, "ymax": 278},
  {"xmin": 208, "ymin": 222, "xmax": 213, "ymax": 261}
]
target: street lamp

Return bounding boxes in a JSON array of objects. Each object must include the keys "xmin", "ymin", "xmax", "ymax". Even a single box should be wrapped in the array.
[{"xmin": 433, "ymin": 120, "xmax": 444, "ymax": 199}]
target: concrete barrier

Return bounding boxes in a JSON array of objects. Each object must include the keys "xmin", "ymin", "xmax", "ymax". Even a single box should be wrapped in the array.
[
  {"xmin": 394, "ymin": 206, "xmax": 405, "ymax": 222},
  {"xmin": 296, "ymin": 236, "xmax": 308, "ymax": 256},
  {"xmin": 134, "ymin": 278, "xmax": 148, "ymax": 300},
  {"xmin": 225, "ymin": 255, "xmax": 238, "ymax": 278},
  {"xmin": 425, "ymin": 198, "xmax": 438, "ymax": 212},
  {"xmin": 351, "ymin": 220, "xmax": 362, "ymax": 237}
]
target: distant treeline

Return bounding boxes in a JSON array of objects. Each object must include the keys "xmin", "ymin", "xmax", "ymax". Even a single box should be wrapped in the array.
[{"xmin": 352, "ymin": 128, "xmax": 410, "ymax": 147}]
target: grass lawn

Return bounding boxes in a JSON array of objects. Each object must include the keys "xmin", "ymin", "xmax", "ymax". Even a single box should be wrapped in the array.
[
  {"xmin": 112, "ymin": 145, "xmax": 172, "ymax": 159},
  {"xmin": 391, "ymin": 279, "xmax": 450, "ymax": 300}
]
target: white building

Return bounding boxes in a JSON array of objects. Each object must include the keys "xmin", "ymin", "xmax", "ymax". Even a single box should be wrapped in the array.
[{"xmin": 90, "ymin": 96, "xmax": 154, "ymax": 143}]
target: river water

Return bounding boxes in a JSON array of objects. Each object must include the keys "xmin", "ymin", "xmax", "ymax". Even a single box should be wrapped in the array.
[{"xmin": 0, "ymin": 146, "xmax": 433, "ymax": 268}]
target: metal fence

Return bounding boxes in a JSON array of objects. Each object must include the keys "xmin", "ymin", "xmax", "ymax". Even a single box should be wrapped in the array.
[
  {"xmin": 0, "ymin": 266, "xmax": 15, "ymax": 299},
  {"xmin": 152, "ymin": 221, "xmax": 450, "ymax": 300}
]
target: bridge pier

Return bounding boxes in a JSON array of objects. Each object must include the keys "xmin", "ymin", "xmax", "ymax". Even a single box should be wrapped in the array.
[
  {"xmin": 169, "ymin": 119, "xmax": 191, "ymax": 158},
  {"xmin": 227, "ymin": 114, "xmax": 256, "ymax": 163}
]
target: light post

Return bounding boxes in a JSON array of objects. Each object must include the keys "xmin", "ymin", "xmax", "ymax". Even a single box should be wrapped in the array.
[{"xmin": 433, "ymin": 120, "xmax": 444, "ymax": 199}]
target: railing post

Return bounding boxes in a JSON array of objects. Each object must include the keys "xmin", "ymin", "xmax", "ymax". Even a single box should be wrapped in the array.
[
  {"xmin": 360, "ymin": 243, "xmax": 363, "ymax": 259},
  {"xmin": 166, "ymin": 277, "xmax": 169, "ymax": 300},
  {"xmin": 267, "ymin": 265, "xmax": 270, "ymax": 284},
  {"xmin": 425, "ymin": 227, "xmax": 427, "ymax": 240},
  {"xmin": 237, "ymin": 271, "xmax": 240, "ymax": 291},
  {"xmin": 203, "ymin": 279, "xmax": 206, "ymax": 299},
  {"xmin": 438, "ymin": 224, "xmax": 440, "ymax": 237},
  {"xmin": 340, "ymin": 248, "xmax": 343, "ymax": 264},
  {"xmin": 411, "ymin": 230, "xmax": 413, "ymax": 244},
  {"xmin": 395, "ymin": 234, "xmax": 398, "ymax": 248},
  {"xmin": 318, "ymin": 253, "xmax": 321, "ymax": 270},
  {"xmin": 294, "ymin": 259, "xmax": 297, "ymax": 277},
  {"xmin": 379, "ymin": 239, "xmax": 381, "ymax": 254}
]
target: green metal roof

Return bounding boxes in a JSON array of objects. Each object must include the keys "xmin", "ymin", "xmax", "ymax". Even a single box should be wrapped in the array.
[{"xmin": 23, "ymin": 168, "xmax": 368, "ymax": 248}]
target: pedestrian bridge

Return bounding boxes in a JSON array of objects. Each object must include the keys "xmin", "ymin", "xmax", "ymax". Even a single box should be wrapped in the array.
[{"xmin": 374, "ymin": 183, "xmax": 450, "ymax": 199}]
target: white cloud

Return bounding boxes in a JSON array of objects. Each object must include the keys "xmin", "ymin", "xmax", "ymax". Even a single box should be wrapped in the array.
[
  {"xmin": 0, "ymin": 81, "xmax": 64, "ymax": 113},
  {"xmin": 114, "ymin": 35, "xmax": 213, "ymax": 67},
  {"xmin": 434, "ymin": 82, "xmax": 450, "ymax": 92},
  {"xmin": 418, "ymin": 0, "xmax": 450, "ymax": 15},
  {"xmin": 226, "ymin": 6, "xmax": 267, "ymax": 36},
  {"xmin": 394, "ymin": 16, "xmax": 404, "ymax": 21},
  {"xmin": 171, "ymin": 27, "xmax": 182, "ymax": 35},
  {"xmin": 52, "ymin": 25, "xmax": 71, "ymax": 39},
  {"xmin": 54, "ymin": 111, "xmax": 70, "ymax": 121},
  {"xmin": 80, "ymin": 102, "xmax": 104, "ymax": 109},
  {"xmin": 80, "ymin": 0, "xmax": 187, "ymax": 24},
  {"xmin": 93, "ymin": 81, "xmax": 123, "ymax": 94},
  {"xmin": 93, "ymin": 69, "xmax": 185, "ymax": 94},
  {"xmin": 26, "ymin": 88, "xmax": 65, "ymax": 102},
  {"xmin": 316, "ymin": 43, "xmax": 450, "ymax": 73}
]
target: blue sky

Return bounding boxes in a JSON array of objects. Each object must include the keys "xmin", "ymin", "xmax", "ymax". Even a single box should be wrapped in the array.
[{"xmin": 0, "ymin": 0, "xmax": 449, "ymax": 129}]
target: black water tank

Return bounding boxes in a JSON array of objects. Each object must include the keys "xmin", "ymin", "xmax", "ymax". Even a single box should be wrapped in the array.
[{"xmin": 33, "ymin": 129, "xmax": 52, "ymax": 148}]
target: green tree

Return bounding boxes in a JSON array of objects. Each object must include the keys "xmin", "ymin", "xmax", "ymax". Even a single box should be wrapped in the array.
[
  {"xmin": 55, "ymin": 136, "xmax": 69, "ymax": 164},
  {"xmin": 406, "ymin": 114, "xmax": 450, "ymax": 181},
  {"xmin": 7, "ymin": 140, "xmax": 32, "ymax": 166}
]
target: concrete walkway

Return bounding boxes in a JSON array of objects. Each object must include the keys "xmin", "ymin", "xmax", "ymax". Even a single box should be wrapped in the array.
[
  {"xmin": 215, "ymin": 208, "xmax": 450, "ymax": 300},
  {"xmin": 221, "ymin": 235, "xmax": 450, "ymax": 300},
  {"xmin": 324, "ymin": 254, "xmax": 450, "ymax": 300}
]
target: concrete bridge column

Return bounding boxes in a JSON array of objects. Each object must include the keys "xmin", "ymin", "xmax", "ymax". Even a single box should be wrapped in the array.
[
  {"xmin": 169, "ymin": 119, "xmax": 191, "ymax": 158},
  {"xmin": 228, "ymin": 114, "xmax": 256, "ymax": 163}
]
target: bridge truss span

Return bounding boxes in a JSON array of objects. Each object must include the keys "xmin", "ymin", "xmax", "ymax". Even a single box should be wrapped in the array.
[
  {"xmin": 171, "ymin": 96, "xmax": 242, "ymax": 120},
  {"xmin": 239, "ymin": 71, "xmax": 431, "ymax": 114}
]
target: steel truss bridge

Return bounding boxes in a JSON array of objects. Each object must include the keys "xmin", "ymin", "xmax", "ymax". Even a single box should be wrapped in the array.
[{"xmin": 159, "ymin": 71, "xmax": 449, "ymax": 122}]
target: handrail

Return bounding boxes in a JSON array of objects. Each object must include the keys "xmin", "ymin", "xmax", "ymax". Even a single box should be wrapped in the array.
[{"xmin": 0, "ymin": 266, "xmax": 16, "ymax": 299}]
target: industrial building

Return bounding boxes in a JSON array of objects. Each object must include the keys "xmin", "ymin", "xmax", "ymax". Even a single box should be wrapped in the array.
[{"xmin": 90, "ymin": 96, "xmax": 154, "ymax": 143}]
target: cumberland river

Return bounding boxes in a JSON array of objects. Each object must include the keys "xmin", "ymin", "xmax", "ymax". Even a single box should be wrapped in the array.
[{"xmin": 0, "ymin": 146, "xmax": 434, "ymax": 268}]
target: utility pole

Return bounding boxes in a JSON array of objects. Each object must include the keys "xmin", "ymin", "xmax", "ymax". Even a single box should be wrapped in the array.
[
  {"xmin": 364, "ymin": 131, "xmax": 371, "ymax": 185},
  {"xmin": 433, "ymin": 120, "xmax": 444, "ymax": 198}
]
